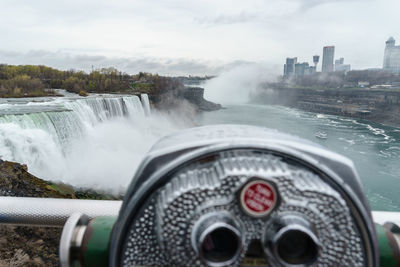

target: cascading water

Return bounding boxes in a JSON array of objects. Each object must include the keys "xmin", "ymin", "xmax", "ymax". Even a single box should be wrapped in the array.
[
  {"xmin": 140, "ymin": 94, "xmax": 151, "ymax": 115},
  {"xmin": 0, "ymin": 94, "xmax": 180, "ymax": 193}
]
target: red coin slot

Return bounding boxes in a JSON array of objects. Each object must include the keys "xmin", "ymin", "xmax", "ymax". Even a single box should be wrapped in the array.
[{"xmin": 240, "ymin": 180, "xmax": 277, "ymax": 217}]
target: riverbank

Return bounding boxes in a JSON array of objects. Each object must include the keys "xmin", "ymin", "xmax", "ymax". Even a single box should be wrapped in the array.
[
  {"xmin": 254, "ymin": 86, "xmax": 400, "ymax": 128},
  {"xmin": 0, "ymin": 91, "xmax": 63, "ymax": 98},
  {"xmin": 0, "ymin": 160, "xmax": 120, "ymax": 266}
]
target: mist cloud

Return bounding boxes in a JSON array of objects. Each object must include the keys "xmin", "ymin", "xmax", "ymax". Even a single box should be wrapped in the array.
[
  {"xmin": 204, "ymin": 63, "xmax": 279, "ymax": 105},
  {"xmin": 195, "ymin": 12, "xmax": 259, "ymax": 26}
]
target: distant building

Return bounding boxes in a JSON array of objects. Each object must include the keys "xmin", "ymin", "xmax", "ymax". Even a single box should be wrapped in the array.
[
  {"xmin": 335, "ymin": 64, "xmax": 351, "ymax": 72},
  {"xmin": 283, "ymin": 57, "xmax": 297, "ymax": 77},
  {"xmin": 295, "ymin": 62, "xmax": 310, "ymax": 77},
  {"xmin": 322, "ymin": 46, "xmax": 335, "ymax": 72},
  {"xmin": 335, "ymin": 58, "xmax": 344, "ymax": 65},
  {"xmin": 334, "ymin": 57, "xmax": 351, "ymax": 72},
  {"xmin": 371, "ymin": 84, "xmax": 392, "ymax": 89},
  {"xmin": 313, "ymin": 55, "xmax": 320, "ymax": 69},
  {"xmin": 336, "ymin": 65, "xmax": 351, "ymax": 72},
  {"xmin": 284, "ymin": 57, "xmax": 315, "ymax": 78},
  {"xmin": 358, "ymin": 81, "xmax": 370, "ymax": 88},
  {"xmin": 383, "ymin": 37, "xmax": 400, "ymax": 73}
]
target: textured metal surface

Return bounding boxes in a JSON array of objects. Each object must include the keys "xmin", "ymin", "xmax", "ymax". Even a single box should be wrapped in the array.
[
  {"xmin": 113, "ymin": 125, "xmax": 376, "ymax": 266},
  {"xmin": 0, "ymin": 195, "xmax": 394, "ymax": 227},
  {"xmin": 120, "ymin": 125, "xmax": 359, "ymax": 214},
  {"xmin": 0, "ymin": 196, "xmax": 393, "ymax": 228},
  {"xmin": 0, "ymin": 196, "xmax": 121, "ymax": 226},
  {"xmin": 121, "ymin": 150, "xmax": 366, "ymax": 266}
]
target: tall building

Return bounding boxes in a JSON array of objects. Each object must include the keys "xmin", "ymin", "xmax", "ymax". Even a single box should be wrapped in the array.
[
  {"xmin": 283, "ymin": 57, "xmax": 314, "ymax": 78},
  {"xmin": 335, "ymin": 57, "xmax": 350, "ymax": 72},
  {"xmin": 283, "ymin": 57, "xmax": 297, "ymax": 77},
  {"xmin": 295, "ymin": 62, "xmax": 309, "ymax": 77},
  {"xmin": 322, "ymin": 46, "xmax": 335, "ymax": 72},
  {"xmin": 383, "ymin": 37, "xmax": 400, "ymax": 73}
]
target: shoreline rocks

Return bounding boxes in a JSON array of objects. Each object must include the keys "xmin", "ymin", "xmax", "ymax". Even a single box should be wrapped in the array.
[
  {"xmin": 0, "ymin": 160, "xmax": 120, "ymax": 266},
  {"xmin": 149, "ymin": 86, "xmax": 221, "ymax": 112},
  {"xmin": 0, "ymin": 160, "xmax": 72, "ymax": 266},
  {"xmin": 179, "ymin": 87, "xmax": 222, "ymax": 112}
]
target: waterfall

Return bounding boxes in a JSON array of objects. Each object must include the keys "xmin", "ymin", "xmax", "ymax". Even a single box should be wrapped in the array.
[
  {"xmin": 0, "ymin": 111, "xmax": 84, "ymax": 148},
  {"xmin": 0, "ymin": 94, "xmax": 178, "ymax": 192},
  {"xmin": 63, "ymin": 95, "xmax": 145, "ymax": 124},
  {"xmin": 141, "ymin": 94, "xmax": 151, "ymax": 115},
  {"xmin": 123, "ymin": 96, "xmax": 145, "ymax": 117}
]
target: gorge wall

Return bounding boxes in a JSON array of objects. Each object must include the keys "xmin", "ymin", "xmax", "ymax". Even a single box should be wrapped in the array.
[
  {"xmin": 149, "ymin": 87, "xmax": 221, "ymax": 112},
  {"xmin": 254, "ymin": 87, "xmax": 400, "ymax": 127}
]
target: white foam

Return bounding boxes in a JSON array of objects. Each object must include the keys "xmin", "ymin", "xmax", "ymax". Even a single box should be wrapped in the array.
[{"xmin": 0, "ymin": 94, "xmax": 180, "ymax": 193}]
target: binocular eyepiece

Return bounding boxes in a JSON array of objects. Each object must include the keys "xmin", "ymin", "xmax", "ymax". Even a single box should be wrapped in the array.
[
  {"xmin": 60, "ymin": 125, "xmax": 382, "ymax": 266},
  {"xmin": 264, "ymin": 214, "xmax": 320, "ymax": 266},
  {"xmin": 192, "ymin": 212, "xmax": 243, "ymax": 266},
  {"xmin": 192, "ymin": 212, "xmax": 322, "ymax": 266}
]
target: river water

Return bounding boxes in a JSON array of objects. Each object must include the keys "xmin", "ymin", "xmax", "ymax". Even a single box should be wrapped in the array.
[
  {"xmin": 0, "ymin": 92, "xmax": 399, "ymax": 211},
  {"xmin": 196, "ymin": 104, "xmax": 400, "ymax": 211}
]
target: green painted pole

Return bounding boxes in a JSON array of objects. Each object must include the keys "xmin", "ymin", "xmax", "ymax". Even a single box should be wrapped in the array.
[
  {"xmin": 375, "ymin": 223, "xmax": 400, "ymax": 266},
  {"xmin": 80, "ymin": 216, "xmax": 117, "ymax": 267}
]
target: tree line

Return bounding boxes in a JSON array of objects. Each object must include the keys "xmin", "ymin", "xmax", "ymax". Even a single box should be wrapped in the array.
[{"xmin": 0, "ymin": 64, "xmax": 183, "ymax": 97}]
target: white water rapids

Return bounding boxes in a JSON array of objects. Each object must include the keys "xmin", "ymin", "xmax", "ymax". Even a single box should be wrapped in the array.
[{"xmin": 0, "ymin": 94, "xmax": 181, "ymax": 193}]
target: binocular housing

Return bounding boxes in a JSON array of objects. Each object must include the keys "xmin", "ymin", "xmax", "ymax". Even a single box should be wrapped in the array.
[{"xmin": 60, "ymin": 125, "xmax": 400, "ymax": 266}]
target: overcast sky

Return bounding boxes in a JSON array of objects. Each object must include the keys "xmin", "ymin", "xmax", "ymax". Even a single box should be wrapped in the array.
[{"xmin": 0, "ymin": 0, "xmax": 399, "ymax": 75}]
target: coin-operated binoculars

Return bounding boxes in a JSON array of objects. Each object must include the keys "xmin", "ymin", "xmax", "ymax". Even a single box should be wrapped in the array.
[{"xmin": 57, "ymin": 125, "xmax": 399, "ymax": 266}]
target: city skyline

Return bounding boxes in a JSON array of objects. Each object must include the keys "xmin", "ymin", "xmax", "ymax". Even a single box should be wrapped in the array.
[
  {"xmin": 282, "ymin": 36, "xmax": 400, "ymax": 77},
  {"xmin": 284, "ymin": 44, "xmax": 347, "ymax": 76},
  {"xmin": 0, "ymin": 0, "xmax": 399, "ymax": 75}
]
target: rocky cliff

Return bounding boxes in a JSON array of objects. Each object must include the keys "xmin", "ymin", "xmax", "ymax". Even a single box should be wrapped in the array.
[
  {"xmin": 0, "ymin": 160, "xmax": 118, "ymax": 266},
  {"xmin": 254, "ymin": 87, "xmax": 400, "ymax": 127},
  {"xmin": 0, "ymin": 160, "xmax": 72, "ymax": 266},
  {"xmin": 179, "ymin": 87, "xmax": 222, "ymax": 111},
  {"xmin": 149, "ymin": 86, "xmax": 221, "ymax": 112}
]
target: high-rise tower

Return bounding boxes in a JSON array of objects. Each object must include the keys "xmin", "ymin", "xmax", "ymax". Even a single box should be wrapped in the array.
[
  {"xmin": 283, "ymin": 57, "xmax": 297, "ymax": 77},
  {"xmin": 322, "ymin": 46, "xmax": 335, "ymax": 73},
  {"xmin": 383, "ymin": 37, "xmax": 400, "ymax": 73}
]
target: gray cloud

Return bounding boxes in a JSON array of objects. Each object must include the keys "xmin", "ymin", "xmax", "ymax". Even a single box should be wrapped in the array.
[
  {"xmin": 195, "ymin": 12, "xmax": 259, "ymax": 26},
  {"xmin": 0, "ymin": 49, "xmax": 246, "ymax": 75},
  {"xmin": 296, "ymin": 0, "xmax": 368, "ymax": 11},
  {"xmin": 0, "ymin": 0, "xmax": 398, "ymax": 72}
]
